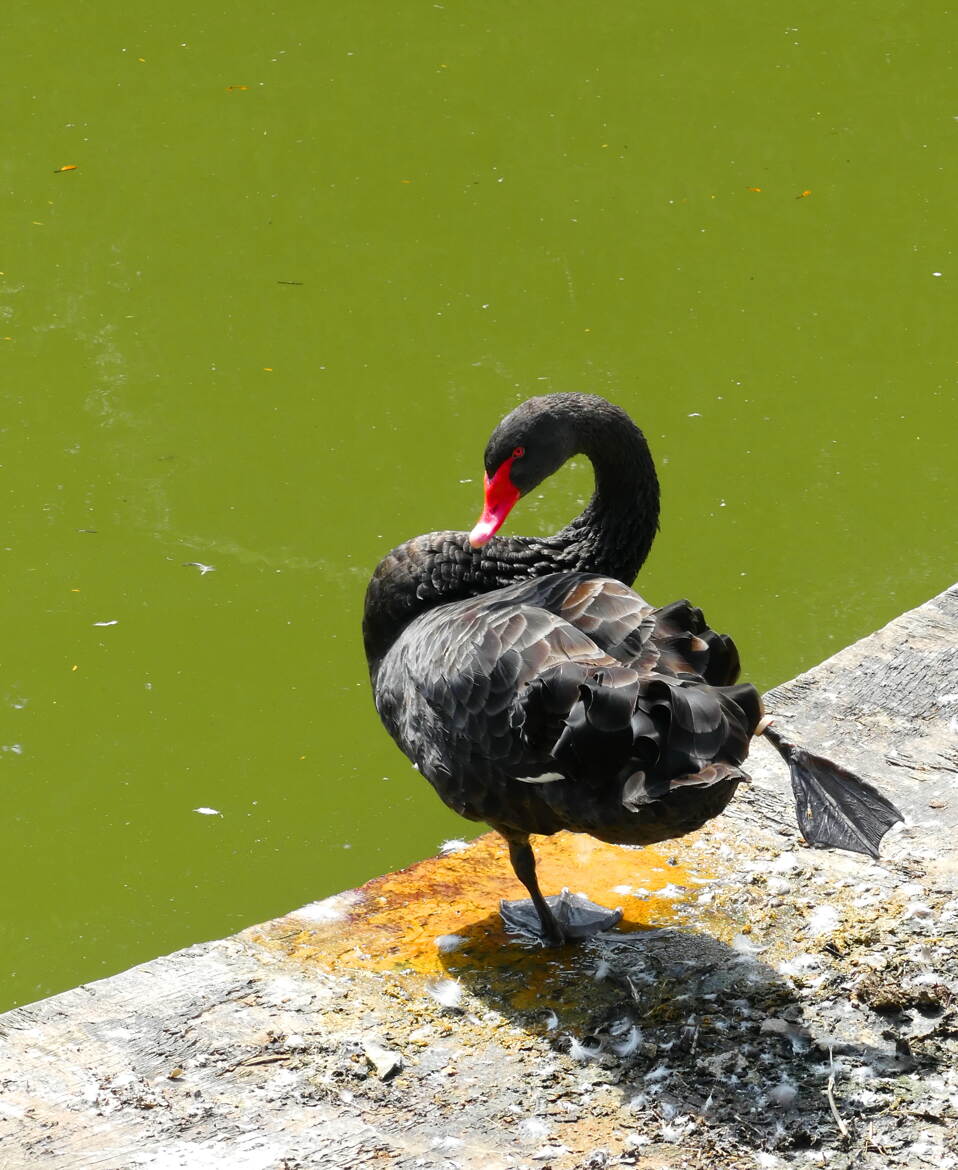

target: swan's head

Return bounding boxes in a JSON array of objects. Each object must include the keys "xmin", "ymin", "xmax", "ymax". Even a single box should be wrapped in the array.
[{"xmin": 468, "ymin": 396, "xmax": 582, "ymax": 548}]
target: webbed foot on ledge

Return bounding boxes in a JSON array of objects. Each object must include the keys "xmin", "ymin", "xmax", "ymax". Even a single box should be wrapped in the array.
[{"xmin": 500, "ymin": 887, "xmax": 623, "ymax": 945}]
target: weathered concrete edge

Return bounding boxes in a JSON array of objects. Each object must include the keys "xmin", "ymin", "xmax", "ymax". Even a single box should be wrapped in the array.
[{"xmin": 731, "ymin": 582, "xmax": 958, "ymax": 873}]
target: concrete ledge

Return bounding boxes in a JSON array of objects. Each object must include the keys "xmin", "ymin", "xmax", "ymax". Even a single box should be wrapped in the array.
[{"xmin": 2, "ymin": 586, "xmax": 957, "ymax": 1170}]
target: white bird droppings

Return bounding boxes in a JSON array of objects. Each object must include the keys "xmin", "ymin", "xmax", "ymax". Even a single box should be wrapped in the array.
[{"xmin": 806, "ymin": 904, "xmax": 840, "ymax": 937}]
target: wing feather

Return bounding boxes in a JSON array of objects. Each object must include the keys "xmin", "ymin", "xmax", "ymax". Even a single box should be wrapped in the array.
[{"xmin": 372, "ymin": 571, "xmax": 760, "ymax": 836}]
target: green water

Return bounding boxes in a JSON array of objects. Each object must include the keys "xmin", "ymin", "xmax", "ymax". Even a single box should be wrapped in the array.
[{"xmin": 2, "ymin": 2, "xmax": 956, "ymax": 1011}]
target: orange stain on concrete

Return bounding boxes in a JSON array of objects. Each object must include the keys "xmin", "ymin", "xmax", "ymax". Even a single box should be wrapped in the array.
[{"xmin": 254, "ymin": 831, "xmax": 707, "ymax": 986}]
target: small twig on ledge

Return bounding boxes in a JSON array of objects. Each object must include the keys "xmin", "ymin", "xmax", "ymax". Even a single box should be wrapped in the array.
[
  {"xmin": 227, "ymin": 1052, "xmax": 292, "ymax": 1072},
  {"xmin": 826, "ymin": 1047, "xmax": 850, "ymax": 1140}
]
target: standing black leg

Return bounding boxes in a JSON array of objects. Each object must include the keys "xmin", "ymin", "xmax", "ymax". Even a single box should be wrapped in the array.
[{"xmin": 502, "ymin": 832, "xmax": 565, "ymax": 945}]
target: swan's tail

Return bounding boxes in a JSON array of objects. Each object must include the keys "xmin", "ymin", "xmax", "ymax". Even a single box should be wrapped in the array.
[
  {"xmin": 761, "ymin": 725, "xmax": 903, "ymax": 857},
  {"xmin": 523, "ymin": 662, "xmax": 761, "ymax": 801}
]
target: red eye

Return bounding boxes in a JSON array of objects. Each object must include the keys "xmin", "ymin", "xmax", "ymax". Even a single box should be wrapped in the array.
[{"xmin": 512, "ymin": 446, "xmax": 525, "ymax": 459}]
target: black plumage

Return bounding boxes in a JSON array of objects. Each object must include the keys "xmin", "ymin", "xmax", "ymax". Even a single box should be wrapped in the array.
[{"xmin": 363, "ymin": 393, "xmax": 902, "ymax": 945}]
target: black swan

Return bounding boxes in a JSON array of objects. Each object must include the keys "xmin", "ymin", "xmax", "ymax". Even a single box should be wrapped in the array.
[{"xmin": 363, "ymin": 393, "xmax": 902, "ymax": 945}]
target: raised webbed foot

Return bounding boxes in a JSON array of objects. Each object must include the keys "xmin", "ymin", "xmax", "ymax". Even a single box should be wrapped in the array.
[{"xmin": 762, "ymin": 725, "xmax": 903, "ymax": 857}]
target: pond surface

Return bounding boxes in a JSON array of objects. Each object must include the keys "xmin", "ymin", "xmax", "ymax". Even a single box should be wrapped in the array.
[{"xmin": 2, "ymin": 2, "xmax": 956, "ymax": 1010}]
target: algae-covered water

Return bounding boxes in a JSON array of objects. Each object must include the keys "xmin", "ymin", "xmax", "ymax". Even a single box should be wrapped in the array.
[{"xmin": 2, "ymin": 1, "xmax": 956, "ymax": 1010}]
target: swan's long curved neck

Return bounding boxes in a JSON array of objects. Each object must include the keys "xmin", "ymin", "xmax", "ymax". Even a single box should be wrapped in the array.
[
  {"xmin": 554, "ymin": 414, "xmax": 660, "ymax": 582},
  {"xmin": 363, "ymin": 409, "xmax": 659, "ymax": 671}
]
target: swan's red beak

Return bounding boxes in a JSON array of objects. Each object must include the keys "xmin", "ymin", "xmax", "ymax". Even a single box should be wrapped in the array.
[{"xmin": 468, "ymin": 462, "xmax": 520, "ymax": 548}]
